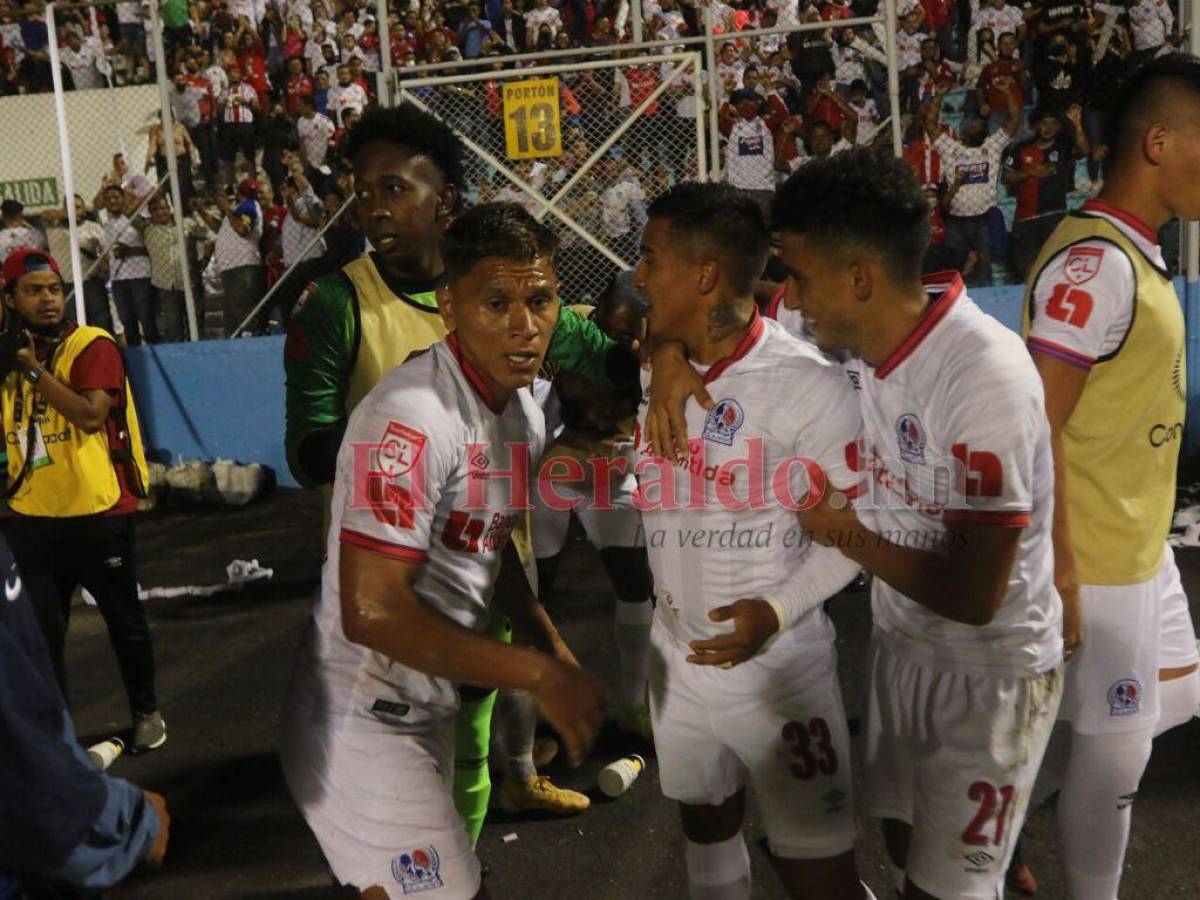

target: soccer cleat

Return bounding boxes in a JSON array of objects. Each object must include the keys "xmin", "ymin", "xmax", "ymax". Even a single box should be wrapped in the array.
[
  {"xmin": 131, "ymin": 710, "xmax": 167, "ymax": 753},
  {"xmin": 498, "ymin": 774, "xmax": 590, "ymax": 815},
  {"xmin": 614, "ymin": 704, "xmax": 653, "ymax": 742}
]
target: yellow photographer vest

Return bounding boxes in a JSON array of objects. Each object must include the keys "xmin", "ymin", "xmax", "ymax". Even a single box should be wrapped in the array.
[
  {"xmin": 1023, "ymin": 212, "xmax": 1184, "ymax": 585},
  {"xmin": 2, "ymin": 325, "xmax": 149, "ymax": 517}
]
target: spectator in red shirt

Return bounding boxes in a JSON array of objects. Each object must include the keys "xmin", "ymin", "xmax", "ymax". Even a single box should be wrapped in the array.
[
  {"xmin": 976, "ymin": 32, "xmax": 1030, "ymax": 134},
  {"xmin": 284, "ymin": 56, "xmax": 315, "ymax": 117},
  {"xmin": 902, "ymin": 113, "xmax": 944, "ymax": 186},
  {"xmin": 1002, "ymin": 104, "xmax": 1089, "ymax": 279}
]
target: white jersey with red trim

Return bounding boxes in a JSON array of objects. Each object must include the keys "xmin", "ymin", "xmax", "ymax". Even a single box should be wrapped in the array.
[
  {"xmin": 291, "ymin": 336, "xmax": 545, "ymax": 733},
  {"xmin": 764, "ymin": 283, "xmax": 807, "ymax": 339},
  {"xmin": 850, "ymin": 273, "xmax": 1062, "ymax": 676},
  {"xmin": 634, "ymin": 315, "xmax": 864, "ymax": 647},
  {"xmin": 1026, "ymin": 200, "xmax": 1165, "ymax": 368}
]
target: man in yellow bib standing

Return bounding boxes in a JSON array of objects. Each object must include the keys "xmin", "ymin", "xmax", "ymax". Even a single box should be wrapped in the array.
[
  {"xmin": 0, "ymin": 248, "xmax": 164, "ymax": 754},
  {"xmin": 1023, "ymin": 55, "xmax": 1200, "ymax": 899}
]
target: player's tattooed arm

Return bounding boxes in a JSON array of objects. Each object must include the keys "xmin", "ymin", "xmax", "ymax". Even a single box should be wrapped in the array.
[
  {"xmin": 797, "ymin": 491, "xmax": 1021, "ymax": 626},
  {"xmin": 339, "ymin": 543, "xmax": 605, "ymax": 765}
]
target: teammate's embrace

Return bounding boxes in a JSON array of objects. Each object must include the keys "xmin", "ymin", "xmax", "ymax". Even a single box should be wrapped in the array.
[
  {"xmin": 634, "ymin": 183, "xmax": 874, "ymax": 900},
  {"xmin": 280, "ymin": 204, "xmax": 604, "ymax": 900},
  {"xmin": 775, "ymin": 150, "xmax": 1063, "ymax": 900}
]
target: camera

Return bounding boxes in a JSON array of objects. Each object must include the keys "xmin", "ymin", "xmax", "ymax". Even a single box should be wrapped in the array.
[{"xmin": 0, "ymin": 309, "xmax": 28, "ymax": 376}]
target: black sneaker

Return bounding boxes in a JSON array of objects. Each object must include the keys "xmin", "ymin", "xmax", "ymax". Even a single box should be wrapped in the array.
[{"xmin": 131, "ymin": 711, "xmax": 167, "ymax": 753}]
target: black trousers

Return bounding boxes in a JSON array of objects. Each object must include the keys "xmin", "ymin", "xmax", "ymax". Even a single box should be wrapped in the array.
[{"xmin": 3, "ymin": 513, "xmax": 157, "ymax": 715}]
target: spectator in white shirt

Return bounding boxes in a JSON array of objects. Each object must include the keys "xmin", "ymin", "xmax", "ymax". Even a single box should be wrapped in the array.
[
  {"xmin": 972, "ymin": 0, "xmax": 1026, "ymax": 42},
  {"xmin": 926, "ymin": 82, "xmax": 1020, "ymax": 285},
  {"xmin": 60, "ymin": 31, "xmax": 102, "ymax": 90},
  {"xmin": 208, "ymin": 191, "xmax": 265, "ymax": 336},
  {"xmin": 0, "ymin": 200, "xmax": 48, "ymax": 265},
  {"xmin": 99, "ymin": 185, "xmax": 158, "ymax": 344},
  {"xmin": 1128, "ymin": 0, "xmax": 1173, "ymax": 52},
  {"xmin": 847, "ymin": 79, "xmax": 881, "ymax": 144},
  {"xmin": 42, "ymin": 195, "xmax": 111, "ymax": 331},
  {"xmin": 327, "ymin": 64, "xmax": 367, "ymax": 126},
  {"xmin": 523, "ymin": 0, "xmax": 562, "ymax": 48},
  {"xmin": 296, "ymin": 94, "xmax": 336, "ymax": 174},
  {"xmin": 218, "ymin": 65, "xmax": 260, "ymax": 189}
]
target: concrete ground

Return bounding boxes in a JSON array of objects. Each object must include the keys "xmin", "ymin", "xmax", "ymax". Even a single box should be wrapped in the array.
[{"xmin": 63, "ymin": 490, "xmax": 1199, "ymax": 899}]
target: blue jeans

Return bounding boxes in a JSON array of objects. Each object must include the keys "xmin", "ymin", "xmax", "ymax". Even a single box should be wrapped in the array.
[{"xmin": 111, "ymin": 277, "xmax": 158, "ymax": 345}]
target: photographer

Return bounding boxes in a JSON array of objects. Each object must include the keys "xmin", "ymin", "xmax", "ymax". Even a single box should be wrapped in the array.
[{"xmin": 0, "ymin": 249, "xmax": 166, "ymax": 754}]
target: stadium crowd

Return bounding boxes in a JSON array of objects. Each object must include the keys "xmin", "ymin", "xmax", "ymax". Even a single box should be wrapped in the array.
[{"xmin": 0, "ymin": 0, "xmax": 1187, "ymax": 342}]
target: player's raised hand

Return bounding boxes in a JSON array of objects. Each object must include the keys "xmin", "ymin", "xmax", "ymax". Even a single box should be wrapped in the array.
[
  {"xmin": 646, "ymin": 342, "xmax": 714, "ymax": 464},
  {"xmin": 531, "ymin": 658, "xmax": 605, "ymax": 767},
  {"xmin": 687, "ymin": 599, "xmax": 781, "ymax": 668}
]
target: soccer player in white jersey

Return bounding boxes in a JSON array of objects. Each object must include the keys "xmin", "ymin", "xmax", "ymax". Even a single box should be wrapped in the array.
[
  {"xmin": 775, "ymin": 149, "xmax": 1063, "ymax": 900},
  {"xmin": 1021, "ymin": 56, "xmax": 1200, "ymax": 899},
  {"xmin": 279, "ymin": 204, "xmax": 604, "ymax": 900},
  {"xmin": 633, "ymin": 183, "xmax": 875, "ymax": 900}
]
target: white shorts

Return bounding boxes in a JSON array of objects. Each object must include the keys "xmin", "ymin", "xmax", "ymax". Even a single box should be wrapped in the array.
[
  {"xmin": 1158, "ymin": 547, "xmax": 1199, "ymax": 670},
  {"xmin": 1062, "ymin": 547, "xmax": 1196, "ymax": 733},
  {"xmin": 531, "ymin": 471, "xmax": 643, "ymax": 559},
  {"xmin": 864, "ymin": 632, "xmax": 1062, "ymax": 900},
  {"xmin": 648, "ymin": 616, "xmax": 857, "ymax": 860},
  {"xmin": 279, "ymin": 705, "xmax": 480, "ymax": 899}
]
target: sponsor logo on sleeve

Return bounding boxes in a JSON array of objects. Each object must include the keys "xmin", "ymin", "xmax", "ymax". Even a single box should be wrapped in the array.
[{"xmin": 1063, "ymin": 246, "xmax": 1104, "ymax": 285}]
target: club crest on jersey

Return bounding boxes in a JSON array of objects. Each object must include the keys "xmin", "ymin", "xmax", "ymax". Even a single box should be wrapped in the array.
[
  {"xmin": 896, "ymin": 413, "xmax": 926, "ymax": 464},
  {"xmin": 378, "ymin": 421, "xmax": 427, "ymax": 479},
  {"xmin": 391, "ymin": 846, "xmax": 443, "ymax": 894},
  {"xmin": 702, "ymin": 399, "xmax": 744, "ymax": 446},
  {"xmin": 1063, "ymin": 246, "xmax": 1104, "ymax": 285},
  {"xmin": 1108, "ymin": 678, "xmax": 1141, "ymax": 716}
]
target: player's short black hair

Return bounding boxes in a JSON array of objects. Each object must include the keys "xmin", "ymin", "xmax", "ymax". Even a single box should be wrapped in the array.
[
  {"xmin": 1106, "ymin": 53, "xmax": 1200, "ymax": 166},
  {"xmin": 772, "ymin": 146, "xmax": 929, "ymax": 284},
  {"xmin": 441, "ymin": 202, "xmax": 559, "ymax": 284},
  {"xmin": 344, "ymin": 103, "xmax": 465, "ymax": 196},
  {"xmin": 645, "ymin": 181, "xmax": 769, "ymax": 295}
]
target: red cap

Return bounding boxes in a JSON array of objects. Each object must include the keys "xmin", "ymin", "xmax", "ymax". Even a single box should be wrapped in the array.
[
  {"xmin": 2, "ymin": 248, "xmax": 62, "ymax": 287},
  {"xmin": 238, "ymin": 178, "xmax": 261, "ymax": 198}
]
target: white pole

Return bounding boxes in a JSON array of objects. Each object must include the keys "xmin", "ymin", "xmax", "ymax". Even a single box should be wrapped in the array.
[
  {"xmin": 47, "ymin": 3, "xmax": 87, "ymax": 324},
  {"xmin": 884, "ymin": 0, "xmax": 902, "ymax": 157},
  {"xmin": 631, "ymin": 0, "xmax": 643, "ymax": 44},
  {"xmin": 705, "ymin": 2, "xmax": 721, "ymax": 180},
  {"xmin": 377, "ymin": 0, "xmax": 393, "ymax": 106},
  {"xmin": 692, "ymin": 53, "xmax": 708, "ymax": 182},
  {"xmin": 150, "ymin": 2, "xmax": 199, "ymax": 342}
]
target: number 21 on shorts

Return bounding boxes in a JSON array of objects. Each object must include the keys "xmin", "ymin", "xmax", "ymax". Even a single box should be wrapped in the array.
[{"xmin": 962, "ymin": 781, "xmax": 1015, "ymax": 847}]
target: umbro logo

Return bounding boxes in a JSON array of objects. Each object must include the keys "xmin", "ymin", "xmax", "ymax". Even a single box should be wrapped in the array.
[
  {"xmin": 470, "ymin": 451, "xmax": 490, "ymax": 471},
  {"xmin": 963, "ymin": 850, "xmax": 995, "ymax": 869}
]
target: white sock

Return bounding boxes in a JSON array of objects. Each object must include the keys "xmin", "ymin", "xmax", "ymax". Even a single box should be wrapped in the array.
[
  {"xmin": 498, "ymin": 688, "xmax": 538, "ymax": 782},
  {"xmin": 1154, "ymin": 669, "xmax": 1200, "ymax": 737},
  {"xmin": 614, "ymin": 597, "xmax": 654, "ymax": 708},
  {"xmin": 1059, "ymin": 726, "xmax": 1153, "ymax": 900},
  {"xmin": 684, "ymin": 832, "xmax": 751, "ymax": 900}
]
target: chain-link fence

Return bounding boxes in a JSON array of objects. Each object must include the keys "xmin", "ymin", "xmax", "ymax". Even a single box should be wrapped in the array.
[{"xmin": 398, "ymin": 50, "xmax": 706, "ymax": 304}]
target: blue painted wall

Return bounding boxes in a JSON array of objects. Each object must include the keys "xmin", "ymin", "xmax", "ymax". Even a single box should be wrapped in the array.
[
  {"xmin": 122, "ymin": 281, "xmax": 1196, "ymax": 489},
  {"xmin": 125, "ymin": 335, "xmax": 294, "ymax": 486}
]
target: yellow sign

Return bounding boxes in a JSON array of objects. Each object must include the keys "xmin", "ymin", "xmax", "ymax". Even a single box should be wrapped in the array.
[{"xmin": 502, "ymin": 78, "xmax": 562, "ymax": 160}]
